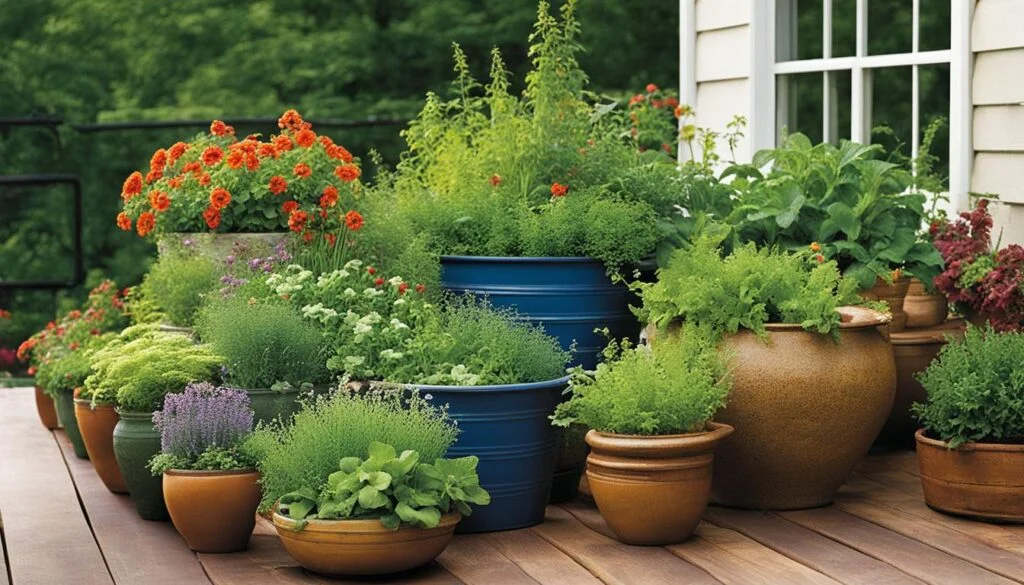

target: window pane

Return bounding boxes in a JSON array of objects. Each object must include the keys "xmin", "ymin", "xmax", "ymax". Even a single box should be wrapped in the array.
[
  {"xmin": 867, "ymin": 0, "xmax": 913, "ymax": 55},
  {"xmin": 870, "ymin": 66, "xmax": 912, "ymax": 156},
  {"xmin": 777, "ymin": 73, "xmax": 824, "ymax": 145},
  {"xmin": 919, "ymin": 63, "xmax": 951, "ymax": 185},
  {"xmin": 831, "ymin": 0, "xmax": 856, "ymax": 57},
  {"xmin": 832, "ymin": 70, "xmax": 852, "ymax": 143},
  {"xmin": 776, "ymin": 0, "xmax": 823, "ymax": 61},
  {"xmin": 919, "ymin": 0, "xmax": 951, "ymax": 51}
]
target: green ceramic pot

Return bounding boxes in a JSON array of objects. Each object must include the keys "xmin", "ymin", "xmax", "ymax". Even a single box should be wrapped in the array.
[
  {"xmin": 53, "ymin": 389, "xmax": 89, "ymax": 459},
  {"xmin": 242, "ymin": 387, "xmax": 308, "ymax": 426},
  {"xmin": 113, "ymin": 411, "xmax": 168, "ymax": 521},
  {"xmin": 549, "ymin": 423, "xmax": 589, "ymax": 503}
]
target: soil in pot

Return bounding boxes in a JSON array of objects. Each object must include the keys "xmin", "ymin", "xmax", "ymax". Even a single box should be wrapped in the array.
[
  {"xmin": 164, "ymin": 469, "xmax": 261, "ymax": 552},
  {"xmin": 53, "ymin": 389, "xmax": 89, "ymax": 459},
  {"xmin": 904, "ymin": 278, "xmax": 949, "ymax": 329},
  {"xmin": 272, "ymin": 511, "xmax": 461, "ymax": 576},
  {"xmin": 586, "ymin": 423, "xmax": 734, "ymax": 545},
  {"xmin": 35, "ymin": 385, "xmax": 60, "ymax": 430},
  {"xmin": 916, "ymin": 429, "xmax": 1024, "ymax": 523},
  {"xmin": 860, "ymin": 276, "xmax": 912, "ymax": 333},
  {"xmin": 711, "ymin": 306, "xmax": 897, "ymax": 509},
  {"xmin": 75, "ymin": 400, "xmax": 128, "ymax": 493},
  {"xmin": 113, "ymin": 411, "xmax": 169, "ymax": 521}
]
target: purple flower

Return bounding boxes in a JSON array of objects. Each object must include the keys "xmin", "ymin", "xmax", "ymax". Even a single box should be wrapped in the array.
[
  {"xmin": 152, "ymin": 383, "xmax": 253, "ymax": 458},
  {"xmin": 248, "ymin": 258, "xmax": 261, "ymax": 270},
  {"xmin": 225, "ymin": 254, "xmax": 236, "ymax": 266},
  {"xmin": 182, "ymin": 238, "xmax": 194, "ymax": 247}
]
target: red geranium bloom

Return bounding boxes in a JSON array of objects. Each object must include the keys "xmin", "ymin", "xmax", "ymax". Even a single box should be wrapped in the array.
[
  {"xmin": 278, "ymin": 109, "xmax": 305, "ymax": 131},
  {"xmin": 294, "ymin": 163, "xmax": 312, "ymax": 179},
  {"xmin": 281, "ymin": 200, "xmax": 299, "ymax": 214},
  {"xmin": 295, "ymin": 129, "xmax": 316, "ymax": 148},
  {"xmin": 209, "ymin": 187, "xmax": 231, "ymax": 210},
  {"xmin": 245, "ymin": 154, "xmax": 260, "ymax": 171},
  {"xmin": 320, "ymin": 185, "xmax": 338, "ymax": 208},
  {"xmin": 210, "ymin": 120, "xmax": 234, "ymax": 136},
  {"xmin": 628, "ymin": 94, "xmax": 644, "ymax": 107},
  {"xmin": 415, "ymin": 284, "xmax": 426, "ymax": 294},
  {"xmin": 116, "ymin": 212, "xmax": 132, "ymax": 231},
  {"xmin": 201, "ymin": 146, "xmax": 224, "ymax": 166},
  {"xmin": 258, "ymin": 143, "xmax": 278, "ymax": 158},
  {"xmin": 288, "ymin": 210, "xmax": 309, "ymax": 233},
  {"xmin": 374, "ymin": 277, "xmax": 385, "ymax": 287},
  {"xmin": 335, "ymin": 165, "xmax": 361, "ymax": 182},
  {"xmin": 122, "ymin": 172, "xmax": 143, "ymax": 200},
  {"xmin": 269, "ymin": 175, "xmax": 288, "ymax": 195},
  {"xmin": 203, "ymin": 206, "xmax": 221, "ymax": 229},
  {"xmin": 226, "ymin": 150, "xmax": 245, "ymax": 169},
  {"xmin": 168, "ymin": 142, "xmax": 188, "ymax": 164},
  {"xmin": 150, "ymin": 149, "xmax": 168, "ymax": 172},
  {"xmin": 145, "ymin": 169, "xmax": 162, "ymax": 183},
  {"xmin": 398, "ymin": 282, "xmax": 409, "ymax": 295},
  {"xmin": 490, "ymin": 174, "xmax": 502, "ymax": 187},
  {"xmin": 136, "ymin": 212, "xmax": 155, "ymax": 237},
  {"xmin": 367, "ymin": 266, "xmax": 376, "ymax": 275},
  {"xmin": 198, "ymin": 173, "xmax": 211, "ymax": 186},
  {"xmin": 646, "ymin": 83, "xmax": 658, "ymax": 93},
  {"xmin": 273, "ymin": 135, "xmax": 294, "ymax": 152},
  {"xmin": 149, "ymin": 190, "xmax": 171, "ymax": 212},
  {"xmin": 324, "ymin": 233, "xmax": 337, "ymax": 247},
  {"xmin": 182, "ymin": 161, "xmax": 202, "ymax": 176},
  {"xmin": 344, "ymin": 210, "xmax": 364, "ymax": 231},
  {"xmin": 550, "ymin": 182, "xmax": 569, "ymax": 198}
]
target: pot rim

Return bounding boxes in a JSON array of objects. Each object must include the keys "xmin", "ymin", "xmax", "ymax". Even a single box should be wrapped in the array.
[
  {"xmin": 374, "ymin": 375, "xmax": 571, "ymax": 394},
  {"xmin": 762, "ymin": 305, "xmax": 891, "ymax": 332},
  {"xmin": 915, "ymin": 428, "xmax": 1024, "ymax": 452},
  {"xmin": 585, "ymin": 422, "xmax": 734, "ymax": 455},
  {"xmin": 114, "ymin": 410, "xmax": 156, "ymax": 420},
  {"xmin": 228, "ymin": 386, "xmax": 308, "ymax": 396},
  {"xmin": 164, "ymin": 468, "xmax": 259, "ymax": 477},
  {"xmin": 73, "ymin": 398, "xmax": 117, "ymax": 408},
  {"xmin": 271, "ymin": 510, "xmax": 462, "ymax": 534}
]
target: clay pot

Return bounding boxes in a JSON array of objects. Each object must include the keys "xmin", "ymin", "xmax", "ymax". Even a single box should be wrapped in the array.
[
  {"xmin": 916, "ymin": 429, "xmax": 1024, "ymax": 522},
  {"xmin": 860, "ymin": 276, "xmax": 912, "ymax": 332},
  {"xmin": 163, "ymin": 469, "xmax": 261, "ymax": 553},
  {"xmin": 35, "ymin": 385, "xmax": 60, "ymax": 430},
  {"xmin": 711, "ymin": 306, "xmax": 896, "ymax": 509},
  {"xmin": 585, "ymin": 423, "xmax": 734, "ymax": 545},
  {"xmin": 272, "ymin": 511, "xmax": 461, "ymax": 576},
  {"xmin": 113, "ymin": 411, "xmax": 169, "ymax": 521},
  {"xmin": 75, "ymin": 400, "xmax": 128, "ymax": 493},
  {"xmin": 53, "ymin": 388, "xmax": 89, "ymax": 459},
  {"xmin": 904, "ymin": 278, "xmax": 949, "ymax": 329}
]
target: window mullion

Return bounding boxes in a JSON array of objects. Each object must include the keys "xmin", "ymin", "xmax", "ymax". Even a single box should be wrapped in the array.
[{"xmin": 850, "ymin": 0, "xmax": 868, "ymax": 142}]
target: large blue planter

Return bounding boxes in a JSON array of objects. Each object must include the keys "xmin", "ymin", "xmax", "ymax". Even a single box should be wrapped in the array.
[
  {"xmin": 440, "ymin": 256, "xmax": 639, "ymax": 371},
  {"xmin": 407, "ymin": 375, "xmax": 570, "ymax": 533}
]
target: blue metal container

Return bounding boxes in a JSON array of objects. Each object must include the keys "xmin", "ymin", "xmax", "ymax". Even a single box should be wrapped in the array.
[
  {"xmin": 408, "ymin": 376, "xmax": 570, "ymax": 533},
  {"xmin": 440, "ymin": 256, "xmax": 639, "ymax": 370}
]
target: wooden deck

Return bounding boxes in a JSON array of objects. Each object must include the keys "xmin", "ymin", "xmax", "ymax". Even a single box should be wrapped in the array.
[{"xmin": 2, "ymin": 386, "xmax": 1023, "ymax": 585}]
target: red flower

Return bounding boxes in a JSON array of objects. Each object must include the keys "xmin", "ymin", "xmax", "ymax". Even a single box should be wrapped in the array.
[
  {"xmin": 210, "ymin": 120, "xmax": 234, "ymax": 136},
  {"xmin": 295, "ymin": 129, "xmax": 316, "ymax": 148},
  {"xmin": 182, "ymin": 161, "xmax": 202, "ymax": 176},
  {"xmin": 374, "ymin": 277, "xmax": 385, "ymax": 287},
  {"xmin": 320, "ymin": 185, "xmax": 338, "ymax": 208},
  {"xmin": 116, "ymin": 212, "xmax": 132, "ymax": 231},
  {"xmin": 344, "ymin": 210, "xmax": 364, "ymax": 231},
  {"xmin": 415, "ymin": 284, "xmax": 426, "ymax": 294},
  {"xmin": 550, "ymin": 182, "xmax": 568, "ymax": 198},
  {"xmin": 302, "ymin": 231, "xmax": 314, "ymax": 243},
  {"xmin": 149, "ymin": 190, "xmax": 171, "ymax": 212},
  {"xmin": 145, "ymin": 168, "xmax": 163, "ymax": 183},
  {"xmin": 136, "ymin": 212, "xmax": 155, "ymax": 237},
  {"xmin": 203, "ymin": 206, "xmax": 221, "ymax": 229},
  {"xmin": 258, "ymin": 143, "xmax": 278, "ymax": 158},
  {"xmin": 665, "ymin": 97, "xmax": 679, "ymax": 108},
  {"xmin": 331, "ymin": 145, "xmax": 354, "ymax": 163},
  {"xmin": 269, "ymin": 175, "xmax": 288, "ymax": 195},
  {"xmin": 150, "ymin": 149, "xmax": 167, "ymax": 172},
  {"xmin": 324, "ymin": 233, "xmax": 337, "ymax": 247},
  {"xmin": 335, "ymin": 165, "xmax": 361, "ymax": 182},
  {"xmin": 398, "ymin": 282, "xmax": 409, "ymax": 295},
  {"xmin": 27, "ymin": 366, "xmax": 37, "ymax": 376},
  {"xmin": 367, "ymin": 266, "xmax": 377, "ymax": 275},
  {"xmin": 198, "ymin": 173, "xmax": 211, "ymax": 186},
  {"xmin": 646, "ymin": 83, "xmax": 658, "ymax": 93},
  {"xmin": 814, "ymin": 254, "xmax": 825, "ymax": 263},
  {"xmin": 209, "ymin": 187, "xmax": 231, "ymax": 210},
  {"xmin": 201, "ymin": 146, "xmax": 224, "ymax": 166},
  {"xmin": 168, "ymin": 142, "xmax": 188, "ymax": 164},
  {"xmin": 278, "ymin": 109, "xmax": 305, "ymax": 131},
  {"xmin": 628, "ymin": 94, "xmax": 644, "ymax": 107},
  {"xmin": 245, "ymin": 154, "xmax": 260, "ymax": 171},
  {"xmin": 288, "ymin": 210, "xmax": 309, "ymax": 233},
  {"xmin": 168, "ymin": 176, "xmax": 183, "ymax": 189},
  {"xmin": 226, "ymin": 150, "xmax": 245, "ymax": 169},
  {"xmin": 490, "ymin": 174, "xmax": 502, "ymax": 187},
  {"xmin": 122, "ymin": 172, "xmax": 143, "ymax": 201},
  {"xmin": 294, "ymin": 163, "xmax": 312, "ymax": 178},
  {"xmin": 281, "ymin": 200, "xmax": 299, "ymax": 214},
  {"xmin": 273, "ymin": 135, "xmax": 294, "ymax": 152}
]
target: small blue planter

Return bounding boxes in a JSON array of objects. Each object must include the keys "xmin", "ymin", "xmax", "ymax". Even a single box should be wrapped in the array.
[
  {"xmin": 440, "ymin": 256, "xmax": 639, "ymax": 370},
  {"xmin": 406, "ymin": 375, "xmax": 570, "ymax": 533}
]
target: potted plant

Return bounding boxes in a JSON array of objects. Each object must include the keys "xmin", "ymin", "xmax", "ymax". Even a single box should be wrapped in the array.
[
  {"xmin": 912, "ymin": 326, "xmax": 1024, "ymax": 522},
  {"xmin": 904, "ymin": 277, "xmax": 950, "ymax": 329},
  {"xmin": 140, "ymin": 247, "xmax": 220, "ymax": 330},
  {"xmin": 13, "ymin": 317, "xmax": 61, "ymax": 429},
  {"xmin": 85, "ymin": 327, "xmax": 222, "ymax": 520},
  {"xmin": 639, "ymin": 236, "xmax": 895, "ymax": 509},
  {"xmin": 75, "ymin": 352, "xmax": 129, "ymax": 494},
  {"xmin": 553, "ymin": 329, "xmax": 733, "ymax": 545},
  {"xmin": 149, "ymin": 383, "xmax": 261, "ymax": 552}
]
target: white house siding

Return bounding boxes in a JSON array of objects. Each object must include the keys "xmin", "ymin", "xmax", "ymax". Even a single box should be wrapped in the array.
[{"xmin": 970, "ymin": 0, "xmax": 1024, "ymax": 244}]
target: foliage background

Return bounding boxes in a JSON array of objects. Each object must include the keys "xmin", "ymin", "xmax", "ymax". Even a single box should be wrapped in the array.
[{"xmin": 0, "ymin": 0, "xmax": 680, "ymax": 351}]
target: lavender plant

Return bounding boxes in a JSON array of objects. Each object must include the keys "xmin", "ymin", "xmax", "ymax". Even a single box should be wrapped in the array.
[{"xmin": 148, "ymin": 383, "xmax": 258, "ymax": 474}]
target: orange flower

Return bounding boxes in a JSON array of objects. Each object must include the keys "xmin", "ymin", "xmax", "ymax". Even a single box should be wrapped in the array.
[
  {"xmin": 269, "ymin": 175, "xmax": 288, "ymax": 195},
  {"xmin": 258, "ymin": 143, "xmax": 278, "ymax": 158},
  {"xmin": 278, "ymin": 109, "xmax": 305, "ymax": 131},
  {"xmin": 331, "ymin": 145, "xmax": 354, "ymax": 163},
  {"xmin": 146, "ymin": 168, "xmax": 163, "ymax": 183},
  {"xmin": 210, "ymin": 120, "xmax": 234, "ymax": 137},
  {"xmin": 319, "ymin": 135, "xmax": 335, "ymax": 149},
  {"xmin": 809, "ymin": 242, "xmax": 821, "ymax": 252},
  {"xmin": 198, "ymin": 173, "xmax": 211, "ymax": 186},
  {"xmin": 136, "ymin": 212, "xmax": 155, "ymax": 237},
  {"xmin": 335, "ymin": 164, "xmax": 360, "ymax": 182},
  {"xmin": 551, "ymin": 182, "xmax": 568, "ymax": 198},
  {"xmin": 122, "ymin": 172, "xmax": 143, "ymax": 200},
  {"xmin": 281, "ymin": 200, "xmax": 299, "ymax": 214},
  {"xmin": 294, "ymin": 162, "xmax": 312, "ymax": 178},
  {"xmin": 149, "ymin": 190, "xmax": 171, "ymax": 212},
  {"xmin": 345, "ymin": 210, "xmax": 364, "ymax": 231},
  {"xmin": 288, "ymin": 210, "xmax": 309, "ymax": 233},
  {"xmin": 415, "ymin": 283, "xmax": 426, "ymax": 294},
  {"xmin": 646, "ymin": 83, "xmax": 658, "ymax": 93},
  {"xmin": 203, "ymin": 206, "xmax": 221, "ymax": 229},
  {"xmin": 891, "ymin": 268, "xmax": 903, "ymax": 281},
  {"xmin": 226, "ymin": 150, "xmax": 245, "ymax": 169},
  {"xmin": 182, "ymin": 161, "xmax": 203, "ymax": 176},
  {"xmin": 490, "ymin": 174, "xmax": 502, "ymax": 187},
  {"xmin": 295, "ymin": 129, "xmax": 316, "ymax": 148},
  {"xmin": 209, "ymin": 187, "xmax": 231, "ymax": 210},
  {"xmin": 150, "ymin": 148, "xmax": 168, "ymax": 172},
  {"xmin": 325, "ymin": 233, "xmax": 337, "ymax": 247},
  {"xmin": 202, "ymin": 146, "xmax": 224, "ymax": 166},
  {"xmin": 320, "ymin": 185, "xmax": 338, "ymax": 208},
  {"xmin": 273, "ymin": 134, "xmax": 294, "ymax": 152},
  {"xmin": 116, "ymin": 212, "xmax": 132, "ymax": 231},
  {"xmin": 168, "ymin": 176, "xmax": 183, "ymax": 189},
  {"xmin": 814, "ymin": 254, "xmax": 825, "ymax": 263},
  {"xmin": 245, "ymin": 154, "xmax": 260, "ymax": 171},
  {"xmin": 302, "ymin": 231, "xmax": 314, "ymax": 243},
  {"xmin": 168, "ymin": 142, "xmax": 188, "ymax": 164}
]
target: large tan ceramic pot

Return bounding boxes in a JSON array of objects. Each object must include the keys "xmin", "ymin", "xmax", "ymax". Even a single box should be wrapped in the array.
[
  {"xmin": 711, "ymin": 306, "xmax": 896, "ymax": 509},
  {"xmin": 916, "ymin": 430, "xmax": 1024, "ymax": 522},
  {"xmin": 860, "ymin": 276, "xmax": 912, "ymax": 332},
  {"xmin": 163, "ymin": 469, "xmax": 261, "ymax": 553},
  {"xmin": 585, "ymin": 423, "xmax": 734, "ymax": 545},
  {"xmin": 74, "ymin": 400, "xmax": 128, "ymax": 493},
  {"xmin": 272, "ymin": 512, "xmax": 461, "ymax": 576},
  {"xmin": 35, "ymin": 385, "xmax": 60, "ymax": 430},
  {"xmin": 904, "ymin": 278, "xmax": 949, "ymax": 329}
]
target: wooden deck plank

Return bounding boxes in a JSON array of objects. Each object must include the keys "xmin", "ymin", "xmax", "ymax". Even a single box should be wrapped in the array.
[
  {"xmin": 0, "ymin": 388, "xmax": 113, "ymax": 585},
  {"xmin": 780, "ymin": 507, "xmax": 1019, "ymax": 585},
  {"xmin": 55, "ymin": 430, "xmax": 213, "ymax": 585},
  {"xmin": 438, "ymin": 535, "xmax": 540, "ymax": 585},
  {"xmin": 704, "ymin": 506, "xmax": 926, "ymax": 585},
  {"xmin": 483, "ymin": 529, "xmax": 604, "ymax": 585},
  {"xmin": 531, "ymin": 505, "xmax": 722, "ymax": 585}
]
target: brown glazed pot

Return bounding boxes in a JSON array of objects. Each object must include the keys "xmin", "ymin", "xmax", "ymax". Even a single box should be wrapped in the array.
[
  {"xmin": 163, "ymin": 469, "xmax": 261, "ymax": 553},
  {"xmin": 74, "ymin": 400, "xmax": 128, "ymax": 493},
  {"xmin": 272, "ymin": 511, "xmax": 461, "ymax": 576},
  {"xmin": 860, "ymin": 276, "xmax": 912, "ymax": 332},
  {"xmin": 35, "ymin": 385, "xmax": 60, "ymax": 430},
  {"xmin": 904, "ymin": 278, "xmax": 949, "ymax": 329},
  {"xmin": 711, "ymin": 306, "xmax": 896, "ymax": 509},
  {"xmin": 916, "ymin": 429, "xmax": 1024, "ymax": 522},
  {"xmin": 585, "ymin": 423, "xmax": 734, "ymax": 545}
]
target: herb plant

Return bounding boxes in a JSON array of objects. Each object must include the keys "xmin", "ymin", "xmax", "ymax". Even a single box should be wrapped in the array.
[
  {"xmin": 277, "ymin": 441, "xmax": 489, "ymax": 531},
  {"xmin": 141, "ymin": 250, "xmax": 220, "ymax": 327},
  {"xmin": 552, "ymin": 326, "xmax": 729, "ymax": 435},
  {"xmin": 913, "ymin": 326, "xmax": 1024, "ymax": 448}
]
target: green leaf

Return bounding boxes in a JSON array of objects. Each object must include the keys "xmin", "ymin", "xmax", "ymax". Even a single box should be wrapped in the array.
[
  {"xmin": 339, "ymin": 457, "xmax": 362, "ymax": 473},
  {"xmin": 395, "ymin": 502, "xmax": 442, "ymax": 528},
  {"xmin": 821, "ymin": 202, "xmax": 860, "ymax": 240},
  {"xmin": 367, "ymin": 441, "xmax": 397, "ymax": 461},
  {"xmin": 279, "ymin": 489, "xmax": 318, "ymax": 520},
  {"xmin": 357, "ymin": 484, "xmax": 391, "ymax": 509},
  {"xmin": 359, "ymin": 470, "xmax": 392, "ymax": 491}
]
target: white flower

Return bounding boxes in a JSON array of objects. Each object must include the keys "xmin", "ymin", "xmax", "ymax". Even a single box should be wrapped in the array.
[
  {"xmin": 343, "ymin": 288, "xmax": 357, "ymax": 298},
  {"xmin": 344, "ymin": 259, "xmax": 363, "ymax": 270},
  {"xmin": 388, "ymin": 276, "xmax": 404, "ymax": 286},
  {"xmin": 363, "ymin": 287, "xmax": 384, "ymax": 298},
  {"xmin": 449, "ymin": 364, "xmax": 481, "ymax": 386},
  {"xmin": 390, "ymin": 318, "xmax": 409, "ymax": 330},
  {"xmin": 393, "ymin": 298, "xmax": 406, "ymax": 306},
  {"xmin": 353, "ymin": 321, "xmax": 374, "ymax": 335},
  {"xmin": 379, "ymin": 349, "xmax": 404, "ymax": 360}
]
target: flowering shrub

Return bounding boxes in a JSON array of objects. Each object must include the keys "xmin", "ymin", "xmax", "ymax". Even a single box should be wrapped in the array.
[
  {"xmin": 932, "ymin": 198, "xmax": 1024, "ymax": 331},
  {"xmin": 626, "ymin": 84, "xmax": 680, "ymax": 157},
  {"xmin": 148, "ymin": 383, "xmax": 257, "ymax": 473},
  {"xmin": 116, "ymin": 110, "xmax": 365, "ymax": 244}
]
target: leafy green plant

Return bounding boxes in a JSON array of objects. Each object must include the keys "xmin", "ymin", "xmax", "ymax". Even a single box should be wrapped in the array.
[
  {"xmin": 141, "ymin": 250, "xmax": 220, "ymax": 326},
  {"xmin": 277, "ymin": 441, "xmax": 489, "ymax": 531},
  {"xmin": 553, "ymin": 325, "xmax": 729, "ymax": 435},
  {"xmin": 638, "ymin": 236, "xmax": 864, "ymax": 340},
  {"xmin": 244, "ymin": 387, "xmax": 459, "ymax": 512},
  {"xmin": 913, "ymin": 326, "xmax": 1024, "ymax": 448}
]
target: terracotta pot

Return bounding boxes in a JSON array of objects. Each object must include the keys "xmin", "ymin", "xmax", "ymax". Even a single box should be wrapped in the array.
[
  {"xmin": 75, "ymin": 400, "xmax": 128, "ymax": 493},
  {"xmin": 860, "ymin": 276, "xmax": 912, "ymax": 332},
  {"xmin": 35, "ymin": 385, "xmax": 60, "ymax": 430},
  {"xmin": 163, "ymin": 469, "xmax": 261, "ymax": 553},
  {"xmin": 904, "ymin": 278, "xmax": 949, "ymax": 329},
  {"xmin": 916, "ymin": 429, "xmax": 1024, "ymax": 522},
  {"xmin": 272, "ymin": 511, "xmax": 461, "ymax": 576},
  {"xmin": 876, "ymin": 319, "xmax": 965, "ymax": 448},
  {"xmin": 585, "ymin": 423, "xmax": 734, "ymax": 545},
  {"xmin": 711, "ymin": 306, "xmax": 896, "ymax": 509}
]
